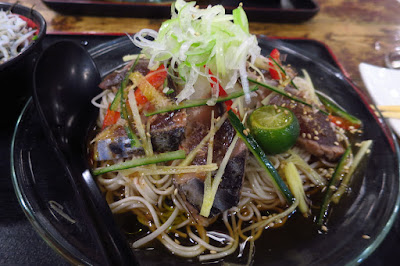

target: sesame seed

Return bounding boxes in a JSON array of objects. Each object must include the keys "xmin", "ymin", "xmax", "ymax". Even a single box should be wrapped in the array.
[
  {"xmin": 334, "ymin": 141, "xmax": 340, "ymax": 146},
  {"xmin": 243, "ymin": 129, "xmax": 248, "ymax": 136},
  {"xmin": 273, "ymin": 104, "xmax": 278, "ymax": 109},
  {"xmin": 287, "ymin": 92, "xmax": 292, "ymax": 96},
  {"xmin": 291, "ymin": 100, "xmax": 295, "ymax": 103},
  {"xmin": 281, "ymin": 103, "xmax": 286, "ymax": 107},
  {"xmin": 210, "ymin": 250, "xmax": 217, "ymax": 254},
  {"xmin": 307, "ymin": 133, "xmax": 312, "ymax": 139},
  {"xmin": 174, "ymin": 239, "xmax": 181, "ymax": 245},
  {"xmin": 302, "ymin": 133, "xmax": 306, "ymax": 138},
  {"xmin": 262, "ymin": 216, "xmax": 267, "ymax": 220},
  {"xmin": 284, "ymin": 110, "xmax": 289, "ymax": 115},
  {"xmin": 366, "ymin": 149, "xmax": 371, "ymax": 154},
  {"xmin": 355, "ymin": 142, "xmax": 362, "ymax": 147},
  {"xmin": 314, "ymin": 136, "xmax": 320, "ymax": 140},
  {"xmin": 268, "ymin": 223, "xmax": 275, "ymax": 227},
  {"xmin": 349, "ymin": 126, "xmax": 355, "ymax": 130},
  {"xmin": 321, "ymin": 225, "xmax": 328, "ymax": 232},
  {"xmin": 362, "ymin": 234, "xmax": 371, "ymax": 240},
  {"xmin": 314, "ymin": 130, "xmax": 319, "ymax": 135},
  {"xmin": 257, "ymin": 77, "xmax": 262, "ymax": 82},
  {"xmin": 277, "ymin": 109, "xmax": 281, "ymax": 113},
  {"xmin": 174, "ymin": 188, "xmax": 178, "ymax": 195},
  {"xmin": 146, "ymin": 132, "xmax": 151, "ymax": 137},
  {"xmin": 329, "ymin": 185, "xmax": 337, "ymax": 190},
  {"xmin": 257, "ymin": 204, "xmax": 262, "ymax": 208}
]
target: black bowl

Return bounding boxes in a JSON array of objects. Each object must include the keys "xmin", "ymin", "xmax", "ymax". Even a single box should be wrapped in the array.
[
  {"xmin": 0, "ymin": 2, "xmax": 46, "ymax": 124},
  {"xmin": 10, "ymin": 35, "xmax": 400, "ymax": 265}
]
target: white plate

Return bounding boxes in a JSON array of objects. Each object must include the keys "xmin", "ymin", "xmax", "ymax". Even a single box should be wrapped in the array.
[{"xmin": 359, "ymin": 62, "xmax": 400, "ymax": 136}]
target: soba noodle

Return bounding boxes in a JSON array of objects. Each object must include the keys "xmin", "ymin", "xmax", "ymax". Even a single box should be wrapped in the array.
[{"xmin": 91, "ymin": 72, "xmax": 349, "ymax": 261}]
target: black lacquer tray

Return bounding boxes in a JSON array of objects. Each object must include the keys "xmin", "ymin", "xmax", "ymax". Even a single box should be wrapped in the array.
[{"xmin": 42, "ymin": 0, "xmax": 319, "ymax": 22}]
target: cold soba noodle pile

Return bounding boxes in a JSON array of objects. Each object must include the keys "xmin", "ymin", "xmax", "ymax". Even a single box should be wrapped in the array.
[{"xmin": 90, "ymin": 0, "xmax": 372, "ymax": 261}]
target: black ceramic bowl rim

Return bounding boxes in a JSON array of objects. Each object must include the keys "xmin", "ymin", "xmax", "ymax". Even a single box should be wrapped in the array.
[{"xmin": 0, "ymin": 2, "xmax": 47, "ymax": 71}]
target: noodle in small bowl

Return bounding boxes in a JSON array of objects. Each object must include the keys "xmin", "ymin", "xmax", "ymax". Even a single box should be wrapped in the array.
[
  {"xmin": 0, "ymin": 2, "xmax": 46, "ymax": 123},
  {"xmin": 0, "ymin": 2, "xmax": 46, "ymax": 71}
]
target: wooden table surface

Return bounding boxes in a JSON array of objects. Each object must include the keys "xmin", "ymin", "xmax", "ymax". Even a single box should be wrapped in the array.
[{"xmin": 6, "ymin": 0, "xmax": 400, "ymax": 91}]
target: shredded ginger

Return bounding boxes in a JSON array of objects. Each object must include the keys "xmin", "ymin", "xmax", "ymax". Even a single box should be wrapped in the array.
[{"xmin": 133, "ymin": 0, "xmax": 261, "ymax": 103}]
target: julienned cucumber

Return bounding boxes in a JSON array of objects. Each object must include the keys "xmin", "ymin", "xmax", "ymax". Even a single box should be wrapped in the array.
[
  {"xmin": 316, "ymin": 92, "xmax": 362, "ymax": 126},
  {"xmin": 110, "ymin": 54, "xmax": 141, "ymax": 111},
  {"xmin": 93, "ymin": 150, "xmax": 186, "ymax": 175},
  {"xmin": 317, "ymin": 146, "xmax": 352, "ymax": 226},
  {"xmin": 268, "ymin": 56, "xmax": 299, "ymax": 90},
  {"xmin": 227, "ymin": 110, "xmax": 295, "ymax": 204},
  {"xmin": 145, "ymin": 86, "xmax": 259, "ymax": 116},
  {"xmin": 247, "ymin": 77, "xmax": 329, "ymax": 116}
]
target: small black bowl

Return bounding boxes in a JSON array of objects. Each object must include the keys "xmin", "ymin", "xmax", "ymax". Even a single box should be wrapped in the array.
[{"xmin": 0, "ymin": 2, "xmax": 46, "ymax": 124}]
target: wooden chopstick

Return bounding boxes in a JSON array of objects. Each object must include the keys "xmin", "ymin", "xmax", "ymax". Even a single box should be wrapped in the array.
[
  {"xmin": 370, "ymin": 105, "xmax": 400, "ymax": 119},
  {"xmin": 380, "ymin": 111, "xmax": 400, "ymax": 119},
  {"xmin": 377, "ymin": 105, "xmax": 400, "ymax": 112}
]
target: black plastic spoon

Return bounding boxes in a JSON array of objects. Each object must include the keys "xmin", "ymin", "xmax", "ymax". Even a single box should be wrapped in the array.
[{"xmin": 33, "ymin": 40, "xmax": 137, "ymax": 265}]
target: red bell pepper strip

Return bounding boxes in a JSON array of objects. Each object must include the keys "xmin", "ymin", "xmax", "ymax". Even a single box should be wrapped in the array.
[
  {"xmin": 102, "ymin": 105, "xmax": 120, "ymax": 129},
  {"xmin": 134, "ymin": 88, "xmax": 148, "ymax": 105},
  {"xmin": 145, "ymin": 64, "xmax": 167, "ymax": 89},
  {"xmin": 329, "ymin": 115, "xmax": 361, "ymax": 130},
  {"xmin": 134, "ymin": 64, "xmax": 168, "ymax": 106},
  {"xmin": 269, "ymin": 48, "xmax": 285, "ymax": 80},
  {"xmin": 18, "ymin": 15, "xmax": 39, "ymax": 35},
  {"xmin": 208, "ymin": 69, "xmax": 233, "ymax": 110}
]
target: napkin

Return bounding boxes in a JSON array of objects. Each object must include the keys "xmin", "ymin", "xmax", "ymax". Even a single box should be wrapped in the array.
[{"xmin": 359, "ymin": 62, "xmax": 400, "ymax": 136}]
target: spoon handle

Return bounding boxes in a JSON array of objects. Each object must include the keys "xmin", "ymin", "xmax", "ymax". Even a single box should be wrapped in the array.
[{"xmin": 33, "ymin": 41, "xmax": 138, "ymax": 265}]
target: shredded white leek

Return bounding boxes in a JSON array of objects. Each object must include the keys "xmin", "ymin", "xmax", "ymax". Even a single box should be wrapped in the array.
[
  {"xmin": 292, "ymin": 69, "xmax": 322, "ymax": 106},
  {"xmin": 132, "ymin": 0, "xmax": 260, "ymax": 103}
]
